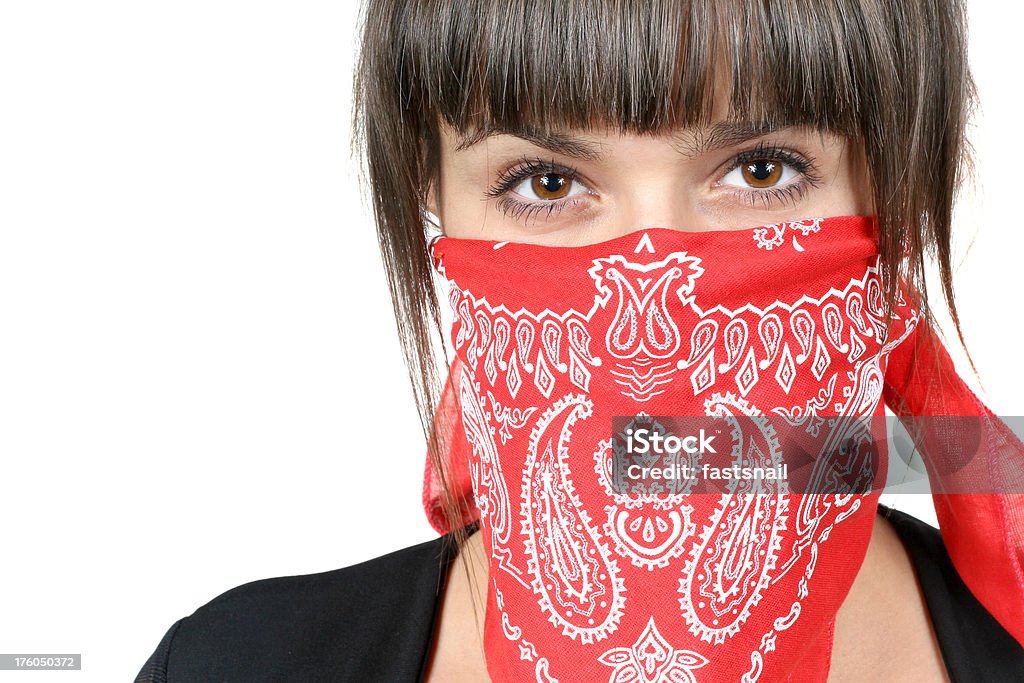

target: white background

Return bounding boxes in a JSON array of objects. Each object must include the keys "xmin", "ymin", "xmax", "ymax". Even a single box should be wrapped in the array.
[{"xmin": 0, "ymin": 2, "xmax": 1020, "ymax": 681}]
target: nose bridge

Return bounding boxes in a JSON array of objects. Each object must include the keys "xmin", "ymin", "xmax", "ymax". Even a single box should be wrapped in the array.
[{"xmin": 614, "ymin": 175, "xmax": 701, "ymax": 232}]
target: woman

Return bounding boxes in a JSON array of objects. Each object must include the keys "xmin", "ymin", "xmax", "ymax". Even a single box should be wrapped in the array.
[{"xmin": 135, "ymin": 0, "xmax": 1024, "ymax": 681}]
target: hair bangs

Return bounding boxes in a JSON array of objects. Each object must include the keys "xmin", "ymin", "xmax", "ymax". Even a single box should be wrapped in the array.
[{"xmin": 402, "ymin": 0, "xmax": 874, "ymax": 140}]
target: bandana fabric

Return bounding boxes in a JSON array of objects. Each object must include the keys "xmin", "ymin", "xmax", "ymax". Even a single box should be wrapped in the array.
[{"xmin": 421, "ymin": 215, "xmax": 1024, "ymax": 681}]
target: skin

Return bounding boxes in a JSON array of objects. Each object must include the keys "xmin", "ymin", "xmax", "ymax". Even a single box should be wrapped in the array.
[
  {"xmin": 428, "ymin": 123, "xmax": 872, "ymax": 243},
  {"xmin": 422, "ymin": 124, "xmax": 949, "ymax": 681}
]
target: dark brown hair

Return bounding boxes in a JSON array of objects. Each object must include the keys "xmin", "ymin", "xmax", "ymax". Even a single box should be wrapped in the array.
[{"xmin": 351, "ymin": 0, "xmax": 977, "ymax": 612}]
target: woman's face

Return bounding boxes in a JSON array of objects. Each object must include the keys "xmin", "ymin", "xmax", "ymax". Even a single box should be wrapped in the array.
[{"xmin": 431, "ymin": 121, "xmax": 873, "ymax": 247}]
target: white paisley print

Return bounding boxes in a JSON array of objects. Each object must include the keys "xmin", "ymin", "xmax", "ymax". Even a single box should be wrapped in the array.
[{"xmin": 431, "ymin": 217, "xmax": 919, "ymax": 682}]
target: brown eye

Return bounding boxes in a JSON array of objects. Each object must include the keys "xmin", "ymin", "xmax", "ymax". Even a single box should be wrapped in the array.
[
  {"xmin": 530, "ymin": 173, "xmax": 571, "ymax": 200},
  {"xmin": 740, "ymin": 159, "xmax": 783, "ymax": 188}
]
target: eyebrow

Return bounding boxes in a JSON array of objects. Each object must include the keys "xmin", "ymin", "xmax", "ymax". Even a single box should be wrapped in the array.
[
  {"xmin": 680, "ymin": 121, "xmax": 797, "ymax": 156},
  {"xmin": 454, "ymin": 120, "xmax": 798, "ymax": 159},
  {"xmin": 454, "ymin": 128, "xmax": 604, "ymax": 160}
]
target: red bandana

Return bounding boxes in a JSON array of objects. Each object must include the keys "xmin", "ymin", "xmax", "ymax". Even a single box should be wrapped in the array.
[{"xmin": 421, "ymin": 215, "xmax": 1024, "ymax": 681}]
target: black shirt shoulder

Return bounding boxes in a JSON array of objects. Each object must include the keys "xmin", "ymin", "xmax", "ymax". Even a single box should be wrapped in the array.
[
  {"xmin": 878, "ymin": 504, "xmax": 1024, "ymax": 681},
  {"xmin": 134, "ymin": 530, "xmax": 464, "ymax": 683}
]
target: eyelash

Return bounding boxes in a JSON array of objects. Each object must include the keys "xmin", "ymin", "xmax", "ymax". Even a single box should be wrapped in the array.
[
  {"xmin": 721, "ymin": 143, "xmax": 823, "ymax": 209},
  {"xmin": 484, "ymin": 157, "xmax": 588, "ymax": 222},
  {"xmin": 485, "ymin": 144, "xmax": 823, "ymax": 220}
]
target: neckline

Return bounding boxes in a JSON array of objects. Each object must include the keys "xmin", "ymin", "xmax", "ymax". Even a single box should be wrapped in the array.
[{"xmin": 417, "ymin": 521, "xmax": 481, "ymax": 682}]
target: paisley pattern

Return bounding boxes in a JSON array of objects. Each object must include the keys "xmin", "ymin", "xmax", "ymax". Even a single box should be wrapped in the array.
[
  {"xmin": 520, "ymin": 393, "xmax": 627, "ymax": 643},
  {"xmin": 429, "ymin": 217, "xmax": 921, "ymax": 682},
  {"xmin": 676, "ymin": 393, "xmax": 790, "ymax": 645},
  {"xmin": 594, "ymin": 414, "xmax": 698, "ymax": 571},
  {"xmin": 598, "ymin": 617, "xmax": 709, "ymax": 683}
]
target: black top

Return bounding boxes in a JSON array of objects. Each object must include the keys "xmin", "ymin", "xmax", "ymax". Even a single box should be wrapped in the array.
[{"xmin": 134, "ymin": 505, "xmax": 1024, "ymax": 683}]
